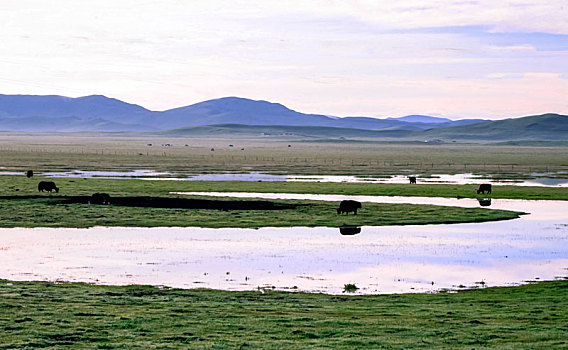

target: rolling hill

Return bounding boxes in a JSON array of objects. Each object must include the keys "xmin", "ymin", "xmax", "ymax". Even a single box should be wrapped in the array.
[
  {"xmin": 155, "ymin": 113, "xmax": 568, "ymax": 142},
  {"xmin": 421, "ymin": 113, "xmax": 568, "ymax": 141},
  {"xmin": 0, "ymin": 94, "xmax": 481, "ymax": 132},
  {"xmin": 155, "ymin": 123, "xmax": 412, "ymax": 139},
  {"xmin": 0, "ymin": 94, "xmax": 564, "ymax": 142}
]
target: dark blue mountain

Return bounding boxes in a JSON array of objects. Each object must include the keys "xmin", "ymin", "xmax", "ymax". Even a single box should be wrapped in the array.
[
  {"xmin": 0, "ymin": 94, "xmax": 486, "ymax": 132},
  {"xmin": 388, "ymin": 115, "xmax": 452, "ymax": 123}
]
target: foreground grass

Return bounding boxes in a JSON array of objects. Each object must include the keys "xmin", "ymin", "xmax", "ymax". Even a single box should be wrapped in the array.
[
  {"xmin": 0, "ymin": 279, "xmax": 566, "ymax": 349},
  {"xmin": 0, "ymin": 176, "xmax": 523, "ymax": 228}
]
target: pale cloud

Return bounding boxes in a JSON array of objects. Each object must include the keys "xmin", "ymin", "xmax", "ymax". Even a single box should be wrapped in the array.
[
  {"xmin": 485, "ymin": 72, "xmax": 524, "ymax": 79},
  {"xmin": 487, "ymin": 44, "xmax": 536, "ymax": 52}
]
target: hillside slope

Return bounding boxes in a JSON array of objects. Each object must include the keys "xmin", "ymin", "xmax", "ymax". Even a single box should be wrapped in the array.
[{"xmin": 422, "ymin": 113, "xmax": 568, "ymax": 141}]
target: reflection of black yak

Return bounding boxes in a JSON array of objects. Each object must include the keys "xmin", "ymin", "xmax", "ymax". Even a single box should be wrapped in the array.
[
  {"xmin": 477, "ymin": 184, "xmax": 492, "ymax": 195},
  {"xmin": 339, "ymin": 226, "xmax": 361, "ymax": 235},
  {"xmin": 90, "ymin": 193, "xmax": 111, "ymax": 205},
  {"xmin": 337, "ymin": 200, "xmax": 362, "ymax": 215},
  {"xmin": 38, "ymin": 181, "xmax": 59, "ymax": 193},
  {"xmin": 26, "ymin": 170, "xmax": 33, "ymax": 178},
  {"xmin": 477, "ymin": 198, "xmax": 492, "ymax": 207},
  {"xmin": 409, "ymin": 176, "xmax": 417, "ymax": 184}
]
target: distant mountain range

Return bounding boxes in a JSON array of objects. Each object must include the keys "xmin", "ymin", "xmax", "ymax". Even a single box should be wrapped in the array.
[
  {"xmin": 0, "ymin": 94, "xmax": 483, "ymax": 132},
  {"xmin": 0, "ymin": 94, "xmax": 566, "ymax": 141}
]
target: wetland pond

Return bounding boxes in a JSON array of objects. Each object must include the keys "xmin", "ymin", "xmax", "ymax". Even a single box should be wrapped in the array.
[
  {"xmin": 2, "ymin": 170, "xmax": 568, "ymax": 187},
  {"xmin": 0, "ymin": 194, "xmax": 566, "ymax": 294}
]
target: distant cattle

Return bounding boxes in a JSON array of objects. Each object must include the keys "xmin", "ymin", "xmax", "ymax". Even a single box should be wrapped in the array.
[
  {"xmin": 409, "ymin": 176, "xmax": 417, "ymax": 184},
  {"xmin": 477, "ymin": 184, "xmax": 492, "ymax": 195},
  {"xmin": 90, "ymin": 193, "xmax": 111, "ymax": 205},
  {"xmin": 38, "ymin": 181, "xmax": 59, "ymax": 193},
  {"xmin": 26, "ymin": 170, "xmax": 33, "ymax": 178},
  {"xmin": 339, "ymin": 226, "xmax": 361, "ymax": 235},
  {"xmin": 337, "ymin": 200, "xmax": 362, "ymax": 215},
  {"xmin": 477, "ymin": 198, "xmax": 492, "ymax": 207}
]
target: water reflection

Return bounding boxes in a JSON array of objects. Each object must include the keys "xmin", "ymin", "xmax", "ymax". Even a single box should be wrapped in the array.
[
  {"xmin": 0, "ymin": 197, "xmax": 566, "ymax": 294},
  {"xmin": 339, "ymin": 226, "xmax": 361, "ymax": 236},
  {"xmin": 1, "ymin": 170, "xmax": 567, "ymax": 187},
  {"xmin": 477, "ymin": 198, "xmax": 492, "ymax": 207}
]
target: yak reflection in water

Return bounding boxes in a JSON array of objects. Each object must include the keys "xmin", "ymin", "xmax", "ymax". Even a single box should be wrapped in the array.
[
  {"xmin": 477, "ymin": 198, "xmax": 492, "ymax": 207},
  {"xmin": 339, "ymin": 226, "xmax": 361, "ymax": 235}
]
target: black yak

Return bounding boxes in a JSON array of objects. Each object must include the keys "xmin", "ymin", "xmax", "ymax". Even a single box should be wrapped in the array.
[
  {"xmin": 337, "ymin": 200, "xmax": 362, "ymax": 215},
  {"xmin": 477, "ymin": 184, "xmax": 492, "ymax": 195},
  {"xmin": 409, "ymin": 176, "xmax": 417, "ymax": 184},
  {"xmin": 38, "ymin": 181, "xmax": 59, "ymax": 193},
  {"xmin": 26, "ymin": 170, "xmax": 33, "ymax": 178}
]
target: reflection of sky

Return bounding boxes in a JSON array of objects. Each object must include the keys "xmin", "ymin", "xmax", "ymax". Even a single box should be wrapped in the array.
[
  {"xmin": 0, "ymin": 198, "xmax": 566, "ymax": 294},
  {"xmin": 1, "ymin": 1, "xmax": 567, "ymax": 118},
  {"xmin": 3, "ymin": 171, "xmax": 567, "ymax": 187}
]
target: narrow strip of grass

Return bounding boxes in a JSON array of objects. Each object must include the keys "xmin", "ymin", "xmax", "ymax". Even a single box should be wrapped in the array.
[
  {"xmin": 0, "ymin": 195, "xmax": 521, "ymax": 228},
  {"xmin": 5, "ymin": 175, "xmax": 568, "ymax": 200},
  {"xmin": 0, "ymin": 279, "xmax": 566, "ymax": 349}
]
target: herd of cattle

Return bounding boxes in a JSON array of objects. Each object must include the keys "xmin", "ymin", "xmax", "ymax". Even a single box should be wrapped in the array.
[
  {"xmin": 337, "ymin": 176, "xmax": 493, "ymax": 215},
  {"xmin": 29, "ymin": 172, "xmax": 493, "ymax": 213}
]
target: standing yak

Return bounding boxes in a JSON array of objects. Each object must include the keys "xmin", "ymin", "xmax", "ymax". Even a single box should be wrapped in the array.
[
  {"xmin": 38, "ymin": 181, "xmax": 59, "ymax": 193},
  {"xmin": 409, "ymin": 176, "xmax": 417, "ymax": 184},
  {"xmin": 26, "ymin": 170, "xmax": 33, "ymax": 178},
  {"xmin": 477, "ymin": 184, "xmax": 492, "ymax": 195},
  {"xmin": 337, "ymin": 200, "xmax": 362, "ymax": 215}
]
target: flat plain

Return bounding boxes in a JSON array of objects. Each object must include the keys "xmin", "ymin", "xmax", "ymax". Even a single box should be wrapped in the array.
[
  {"xmin": 1, "ymin": 133, "xmax": 567, "ymax": 177},
  {"xmin": 0, "ymin": 132, "xmax": 567, "ymax": 348}
]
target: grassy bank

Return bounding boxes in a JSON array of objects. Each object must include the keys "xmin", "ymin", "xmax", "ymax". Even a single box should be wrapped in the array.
[
  {"xmin": 5, "ymin": 175, "xmax": 568, "ymax": 200},
  {"xmin": 0, "ymin": 279, "xmax": 566, "ymax": 348},
  {"xmin": 0, "ymin": 174, "xmax": 550, "ymax": 228},
  {"xmin": 0, "ymin": 195, "xmax": 520, "ymax": 228}
]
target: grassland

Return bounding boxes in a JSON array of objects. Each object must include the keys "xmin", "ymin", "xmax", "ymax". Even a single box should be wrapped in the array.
[
  {"xmin": 0, "ymin": 133, "xmax": 567, "ymax": 177},
  {"xmin": 0, "ymin": 133, "xmax": 566, "ymax": 349},
  {"xmin": 0, "ymin": 279, "xmax": 567, "ymax": 349},
  {"xmin": 0, "ymin": 175, "xmax": 524, "ymax": 228}
]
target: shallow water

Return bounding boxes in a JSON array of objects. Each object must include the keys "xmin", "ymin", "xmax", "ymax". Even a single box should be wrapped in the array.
[
  {"xmin": 0, "ymin": 195, "xmax": 566, "ymax": 294},
  {"xmin": 2, "ymin": 170, "xmax": 567, "ymax": 187}
]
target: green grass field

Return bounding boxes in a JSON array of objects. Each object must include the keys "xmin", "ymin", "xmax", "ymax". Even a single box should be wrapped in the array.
[
  {"xmin": 1, "ymin": 279, "xmax": 567, "ymax": 349},
  {"xmin": 0, "ymin": 134, "xmax": 566, "ymax": 348},
  {"xmin": 0, "ymin": 175, "xmax": 524, "ymax": 228}
]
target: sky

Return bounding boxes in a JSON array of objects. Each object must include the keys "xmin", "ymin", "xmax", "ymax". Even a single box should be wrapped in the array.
[{"xmin": 1, "ymin": 1, "xmax": 567, "ymax": 119}]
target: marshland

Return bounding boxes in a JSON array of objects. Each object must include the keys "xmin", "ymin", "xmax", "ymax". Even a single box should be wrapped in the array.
[{"xmin": 0, "ymin": 133, "xmax": 567, "ymax": 348}]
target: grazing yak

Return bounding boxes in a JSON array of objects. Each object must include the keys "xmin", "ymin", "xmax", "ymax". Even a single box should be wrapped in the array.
[
  {"xmin": 409, "ymin": 176, "xmax": 417, "ymax": 184},
  {"xmin": 26, "ymin": 170, "xmax": 33, "ymax": 178},
  {"xmin": 90, "ymin": 193, "xmax": 111, "ymax": 205},
  {"xmin": 38, "ymin": 181, "xmax": 59, "ymax": 193},
  {"xmin": 339, "ymin": 226, "xmax": 361, "ymax": 235},
  {"xmin": 337, "ymin": 200, "xmax": 362, "ymax": 215},
  {"xmin": 477, "ymin": 183, "xmax": 492, "ymax": 195}
]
